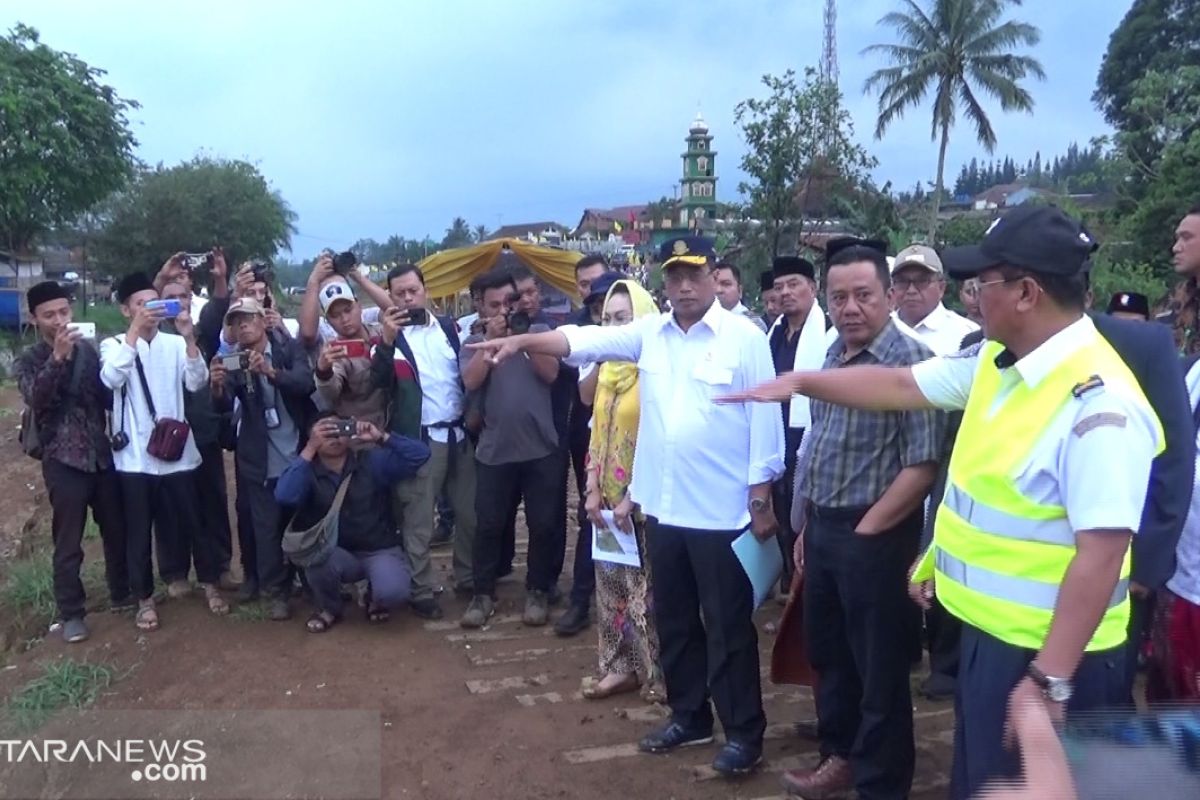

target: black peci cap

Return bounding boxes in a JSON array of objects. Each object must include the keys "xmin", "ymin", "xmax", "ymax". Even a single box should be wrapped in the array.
[
  {"xmin": 824, "ymin": 237, "xmax": 889, "ymax": 265},
  {"xmin": 26, "ymin": 281, "xmax": 72, "ymax": 314},
  {"xmin": 1106, "ymin": 291, "xmax": 1150, "ymax": 319},
  {"xmin": 759, "ymin": 270, "xmax": 775, "ymax": 292},
  {"xmin": 116, "ymin": 272, "xmax": 156, "ymax": 304},
  {"xmin": 772, "ymin": 256, "xmax": 816, "ymax": 281},
  {"xmin": 941, "ymin": 205, "xmax": 1098, "ymax": 280}
]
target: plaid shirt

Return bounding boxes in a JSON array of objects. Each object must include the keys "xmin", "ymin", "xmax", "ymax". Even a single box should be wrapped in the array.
[{"xmin": 802, "ymin": 319, "xmax": 947, "ymax": 508}]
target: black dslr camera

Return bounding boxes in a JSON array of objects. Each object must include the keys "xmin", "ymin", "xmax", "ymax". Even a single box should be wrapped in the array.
[
  {"xmin": 220, "ymin": 351, "xmax": 251, "ymax": 372},
  {"xmin": 110, "ymin": 431, "xmax": 130, "ymax": 452},
  {"xmin": 505, "ymin": 291, "xmax": 531, "ymax": 335},
  {"xmin": 331, "ymin": 250, "xmax": 359, "ymax": 276},
  {"xmin": 249, "ymin": 259, "xmax": 274, "ymax": 285}
]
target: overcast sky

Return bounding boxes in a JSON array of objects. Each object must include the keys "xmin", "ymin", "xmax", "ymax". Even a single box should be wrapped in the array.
[{"xmin": 9, "ymin": 0, "xmax": 1132, "ymax": 254}]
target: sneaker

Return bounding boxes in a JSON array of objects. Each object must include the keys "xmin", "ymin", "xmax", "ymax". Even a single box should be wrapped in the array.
[
  {"xmin": 62, "ymin": 618, "xmax": 90, "ymax": 644},
  {"xmin": 523, "ymin": 590, "xmax": 549, "ymax": 626},
  {"xmin": 459, "ymin": 595, "xmax": 495, "ymax": 628},
  {"xmin": 637, "ymin": 722, "xmax": 714, "ymax": 754},
  {"xmin": 553, "ymin": 603, "xmax": 590, "ymax": 637},
  {"xmin": 712, "ymin": 741, "xmax": 763, "ymax": 777},
  {"xmin": 410, "ymin": 598, "xmax": 444, "ymax": 620}
]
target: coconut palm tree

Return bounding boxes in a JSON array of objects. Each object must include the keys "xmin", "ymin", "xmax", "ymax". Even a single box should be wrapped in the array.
[
  {"xmin": 473, "ymin": 224, "xmax": 490, "ymax": 243},
  {"xmin": 863, "ymin": 0, "xmax": 1045, "ymax": 238}
]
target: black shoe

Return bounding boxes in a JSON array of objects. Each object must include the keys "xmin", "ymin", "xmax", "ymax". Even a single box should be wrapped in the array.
[
  {"xmin": 712, "ymin": 741, "xmax": 763, "ymax": 777},
  {"xmin": 919, "ymin": 672, "xmax": 957, "ymax": 701},
  {"xmin": 554, "ymin": 603, "xmax": 590, "ymax": 637},
  {"xmin": 410, "ymin": 598, "xmax": 444, "ymax": 620},
  {"xmin": 638, "ymin": 722, "xmax": 714, "ymax": 754}
]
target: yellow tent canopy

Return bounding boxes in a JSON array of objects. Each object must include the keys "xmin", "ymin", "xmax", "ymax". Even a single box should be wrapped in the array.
[{"xmin": 417, "ymin": 239, "xmax": 582, "ymax": 303}]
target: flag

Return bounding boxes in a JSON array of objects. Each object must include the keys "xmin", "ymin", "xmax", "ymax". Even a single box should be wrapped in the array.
[{"xmin": 613, "ymin": 220, "xmax": 623, "ymax": 233}]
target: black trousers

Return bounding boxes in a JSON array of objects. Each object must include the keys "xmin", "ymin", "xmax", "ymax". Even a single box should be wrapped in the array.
[
  {"xmin": 195, "ymin": 442, "xmax": 233, "ymax": 574},
  {"xmin": 926, "ymin": 598, "xmax": 962, "ymax": 685},
  {"xmin": 1117, "ymin": 591, "xmax": 1153, "ymax": 705},
  {"xmin": 951, "ymin": 622, "xmax": 1125, "ymax": 799},
  {"xmin": 42, "ymin": 460, "xmax": 129, "ymax": 619},
  {"xmin": 120, "ymin": 470, "xmax": 220, "ymax": 600},
  {"xmin": 805, "ymin": 505, "xmax": 922, "ymax": 800},
  {"xmin": 474, "ymin": 453, "xmax": 562, "ymax": 597},
  {"xmin": 773, "ymin": 427, "xmax": 805, "ymax": 585},
  {"xmin": 556, "ymin": 416, "xmax": 594, "ymax": 608},
  {"xmin": 236, "ymin": 476, "xmax": 288, "ymax": 598},
  {"xmin": 234, "ymin": 461, "xmax": 257, "ymax": 584},
  {"xmin": 647, "ymin": 518, "xmax": 766, "ymax": 745}
]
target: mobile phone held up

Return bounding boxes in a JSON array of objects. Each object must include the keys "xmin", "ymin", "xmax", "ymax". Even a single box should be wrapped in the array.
[
  {"xmin": 333, "ymin": 418, "xmax": 357, "ymax": 438},
  {"xmin": 332, "ymin": 339, "xmax": 368, "ymax": 359},
  {"xmin": 181, "ymin": 252, "xmax": 212, "ymax": 273},
  {"xmin": 220, "ymin": 352, "xmax": 249, "ymax": 371},
  {"xmin": 67, "ymin": 322, "xmax": 96, "ymax": 340},
  {"xmin": 145, "ymin": 299, "xmax": 182, "ymax": 318},
  {"xmin": 402, "ymin": 308, "xmax": 429, "ymax": 327}
]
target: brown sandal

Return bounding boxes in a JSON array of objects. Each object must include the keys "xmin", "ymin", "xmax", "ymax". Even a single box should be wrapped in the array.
[
  {"xmin": 201, "ymin": 584, "xmax": 230, "ymax": 616},
  {"xmin": 135, "ymin": 601, "xmax": 159, "ymax": 632},
  {"xmin": 306, "ymin": 611, "xmax": 339, "ymax": 633}
]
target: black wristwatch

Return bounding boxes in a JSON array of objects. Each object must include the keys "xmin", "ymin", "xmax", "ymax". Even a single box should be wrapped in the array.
[{"xmin": 1027, "ymin": 662, "xmax": 1073, "ymax": 703}]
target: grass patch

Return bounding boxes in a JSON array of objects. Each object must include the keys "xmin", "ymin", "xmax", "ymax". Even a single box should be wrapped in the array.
[
  {"xmin": 0, "ymin": 658, "xmax": 116, "ymax": 734},
  {"xmin": 0, "ymin": 551, "xmax": 56, "ymax": 625},
  {"xmin": 75, "ymin": 302, "xmax": 127, "ymax": 338},
  {"xmin": 230, "ymin": 599, "xmax": 269, "ymax": 622}
]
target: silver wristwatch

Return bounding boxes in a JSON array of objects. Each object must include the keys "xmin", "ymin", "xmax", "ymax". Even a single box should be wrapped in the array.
[{"xmin": 1027, "ymin": 663, "xmax": 1073, "ymax": 703}]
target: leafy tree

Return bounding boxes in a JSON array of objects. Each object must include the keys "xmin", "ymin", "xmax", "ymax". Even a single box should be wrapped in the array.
[
  {"xmin": 473, "ymin": 224, "xmax": 490, "ymax": 243},
  {"xmin": 0, "ymin": 24, "xmax": 138, "ymax": 258},
  {"xmin": 441, "ymin": 217, "xmax": 473, "ymax": 250},
  {"xmin": 93, "ymin": 156, "xmax": 296, "ymax": 278},
  {"xmin": 734, "ymin": 67, "xmax": 876, "ymax": 259},
  {"xmin": 863, "ymin": 0, "xmax": 1044, "ymax": 238}
]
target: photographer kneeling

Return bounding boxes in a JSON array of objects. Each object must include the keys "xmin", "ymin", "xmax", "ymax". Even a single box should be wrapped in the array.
[
  {"xmin": 210, "ymin": 298, "xmax": 315, "ymax": 619},
  {"xmin": 274, "ymin": 414, "xmax": 430, "ymax": 632}
]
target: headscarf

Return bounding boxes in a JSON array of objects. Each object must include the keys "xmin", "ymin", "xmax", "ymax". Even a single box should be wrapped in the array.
[{"xmin": 597, "ymin": 280, "xmax": 658, "ymax": 394}]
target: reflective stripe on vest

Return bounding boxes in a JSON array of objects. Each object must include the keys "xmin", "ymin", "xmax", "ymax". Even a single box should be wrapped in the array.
[
  {"xmin": 936, "ymin": 548, "xmax": 1129, "ymax": 612},
  {"xmin": 942, "ymin": 484, "xmax": 1075, "ymax": 548}
]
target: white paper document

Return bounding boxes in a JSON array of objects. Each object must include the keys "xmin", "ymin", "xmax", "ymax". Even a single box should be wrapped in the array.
[
  {"xmin": 591, "ymin": 511, "xmax": 642, "ymax": 568},
  {"xmin": 731, "ymin": 530, "xmax": 783, "ymax": 609}
]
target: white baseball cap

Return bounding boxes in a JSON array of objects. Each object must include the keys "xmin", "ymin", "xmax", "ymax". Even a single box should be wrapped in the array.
[{"xmin": 318, "ymin": 279, "xmax": 356, "ymax": 315}]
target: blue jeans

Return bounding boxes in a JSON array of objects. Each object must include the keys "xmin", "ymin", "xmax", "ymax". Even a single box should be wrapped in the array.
[{"xmin": 304, "ymin": 546, "xmax": 410, "ymax": 617}]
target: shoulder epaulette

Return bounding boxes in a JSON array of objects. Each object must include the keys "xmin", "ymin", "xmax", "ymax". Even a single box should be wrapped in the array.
[{"xmin": 1071, "ymin": 375, "xmax": 1105, "ymax": 398}]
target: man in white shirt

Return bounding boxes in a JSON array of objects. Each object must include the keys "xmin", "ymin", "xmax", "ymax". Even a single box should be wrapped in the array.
[
  {"xmin": 714, "ymin": 261, "xmax": 768, "ymax": 333},
  {"xmin": 374, "ymin": 264, "xmax": 474, "ymax": 621},
  {"xmin": 102, "ymin": 271, "xmax": 224, "ymax": 632},
  {"xmin": 467, "ymin": 236, "xmax": 785, "ymax": 778},
  {"xmin": 890, "ymin": 244, "xmax": 979, "ymax": 356}
]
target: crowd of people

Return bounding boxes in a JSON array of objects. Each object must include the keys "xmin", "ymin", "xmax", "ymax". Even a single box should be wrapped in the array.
[{"xmin": 14, "ymin": 202, "xmax": 1200, "ymax": 798}]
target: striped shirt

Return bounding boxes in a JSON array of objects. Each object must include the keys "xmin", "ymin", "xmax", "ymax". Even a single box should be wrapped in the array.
[{"xmin": 802, "ymin": 318, "xmax": 946, "ymax": 508}]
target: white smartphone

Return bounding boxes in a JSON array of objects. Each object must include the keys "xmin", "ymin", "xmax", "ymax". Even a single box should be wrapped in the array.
[{"xmin": 68, "ymin": 322, "xmax": 96, "ymax": 340}]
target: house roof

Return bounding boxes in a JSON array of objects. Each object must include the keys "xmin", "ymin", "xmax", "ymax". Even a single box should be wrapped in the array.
[
  {"xmin": 973, "ymin": 182, "xmax": 1049, "ymax": 206},
  {"xmin": 489, "ymin": 222, "xmax": 568, "ymax": 241},
  {"xmin": 573, "ymin": 205, "xmax": 650, "ymax": 235}
]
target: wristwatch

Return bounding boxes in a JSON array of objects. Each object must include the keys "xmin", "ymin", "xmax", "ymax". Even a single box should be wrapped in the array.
[
  {"xmin": 1027, "ymin": 662, "xmax": 1073, "ymax": 703},
  {"xmin": 749, "ymin": 497, "xmax": 770, "ymax": 514}
]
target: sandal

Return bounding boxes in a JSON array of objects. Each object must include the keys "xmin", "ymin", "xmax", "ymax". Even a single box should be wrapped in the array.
[
  {"xmin": 201, "ymin": 584, "xmax": 230, "ymax": 616},
  {"xmin": 581, "ymin": 673, "xmax": 640, "ymax": 700},
  {"xmin": 135, "ymin": 601, "xmax": 159, "ymax": 632},
  {"xmin": 306, "ymin": 611, "xmax": 339, "ymax": 634},
  {"xmin": 366, "ymin": 604, "xmax": 390, "ymax": 624}
]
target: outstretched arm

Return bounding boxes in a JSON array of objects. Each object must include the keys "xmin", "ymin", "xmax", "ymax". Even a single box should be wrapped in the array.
[{"xmin": 722, "ymin": 365, "xmax": 934, "ymax": 411}]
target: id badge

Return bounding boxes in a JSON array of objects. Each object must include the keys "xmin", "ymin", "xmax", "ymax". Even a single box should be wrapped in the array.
[{"xmin": 264, "ymin": 407, "xmax": 281, "ymax": 429}]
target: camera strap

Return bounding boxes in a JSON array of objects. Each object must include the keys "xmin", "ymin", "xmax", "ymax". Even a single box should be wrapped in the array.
[{"xmin": 133, "ymin": 355, "xmax": 158, "ymax": 422}]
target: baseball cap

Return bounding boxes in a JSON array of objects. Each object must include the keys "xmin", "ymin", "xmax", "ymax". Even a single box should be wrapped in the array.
[
  {"xmin": 584, "ymin": 271, "xmax": 625, "ymax": 306},
  {"xmin": 892, "ymin": 244, "xmax": 943, "ymax": 275},
  {"xmin": 318, "ymin": 279, "xmax": 356, "ymax": 315},
  {"xmin": 1106, "ymin": 292, "xmax": 1150, "ymax": 319},
  {"xmin": 941, "ymin": 205, "xmax": 1098, "ymax": 279},
  {"xmin": 224, "ymin": 297, "xmax": 267, "ymax": 324}
]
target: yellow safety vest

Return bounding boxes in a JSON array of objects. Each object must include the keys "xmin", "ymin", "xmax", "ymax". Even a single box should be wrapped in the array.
[{"xmin": 913, "ymin": 334, "xmax": 1164, "ymax": 652}]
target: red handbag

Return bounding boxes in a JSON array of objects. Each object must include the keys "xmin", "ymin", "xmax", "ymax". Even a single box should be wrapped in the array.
[{"xmin": 134, "ymin": 355, "xmax": 191, "ymax": 462}]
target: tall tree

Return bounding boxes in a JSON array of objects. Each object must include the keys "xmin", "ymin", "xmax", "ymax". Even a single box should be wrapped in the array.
[
  {"xmin": 0, "ymin": 24, "xmax": 138, "ymax": 258},
  {"xmin": 441, "ymin": 217, "xmax": 473, "ymax": 250},
  {"xmin": 93, "ymin": 156, "xmax": 296, "ymax": 278},
  {"xmin": 473, "ymin": 224, "xmax": 490, "ymax": 243},
  {"xmin": 863, "ymin": 0, "xmax": 1045, "ymax": 238}
]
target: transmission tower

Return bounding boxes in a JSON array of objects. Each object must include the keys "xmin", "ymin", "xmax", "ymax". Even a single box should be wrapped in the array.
[{"xmin": 820, "ymin": 0, "xmax": 838, "ymax": 88}]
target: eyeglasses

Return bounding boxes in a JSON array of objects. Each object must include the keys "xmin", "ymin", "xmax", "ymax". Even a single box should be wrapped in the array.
[
  {"xmin": 893, "ymin": 276, "xmax": 939, "ymax": 291},
  {"xmin": 976, "ymin": 276, "xmax": 1022, "ymax": 290}
]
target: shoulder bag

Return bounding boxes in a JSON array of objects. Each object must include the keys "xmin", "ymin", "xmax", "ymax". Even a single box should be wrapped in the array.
[
  {"xmin": 282, "ymin": 472, "xmax": 353, "ymax": 568},
  {"xmin": 134, "ymin": 355, "xmax": 191, "ymax": 462}
]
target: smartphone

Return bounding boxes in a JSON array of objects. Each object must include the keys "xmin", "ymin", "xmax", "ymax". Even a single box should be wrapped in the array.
[
  {"xmin": 146, "ymin": 299, "xmax": 182, "ymax": 318},
  {"xmin": 332, "ymin": 418, "xmax": 357, "ymax": 438},
  {"xmin": 181, "ymin": 252, "xmax": 212, "ymax": 272},
  {"xmin": 220, "ymin": 352, "xmax": 247, "ymax": 371},
  {"xmin": 403, "ymin": 308, "xmax": 429, "ymax": 327},
  {"xmin": 333, "ymin": 339, "xmax": 368, "ymax": 359},
  {"xmin": 67, "ymin": 322, "xmax": 96, "ymax": 340}
]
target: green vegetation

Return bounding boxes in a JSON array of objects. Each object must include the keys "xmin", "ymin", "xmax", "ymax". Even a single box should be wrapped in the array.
[
  {"xmin": 1, "ymin": 658, "xmax": 116, "ymax": 733},
  {"xmin": 0, "ymin": 547, "xmax": 110, "ymax": 632}
]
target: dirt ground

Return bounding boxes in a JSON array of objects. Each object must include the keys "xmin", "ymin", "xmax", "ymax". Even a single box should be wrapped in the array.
[{"xmin": 0, "ymin": 384, "xmax": 956, "ymax": 800}]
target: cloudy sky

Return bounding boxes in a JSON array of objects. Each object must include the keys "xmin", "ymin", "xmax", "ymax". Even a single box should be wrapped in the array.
[{"xmin": 9, "ymin": 0, "xmax": 1131, "ymax": 254}]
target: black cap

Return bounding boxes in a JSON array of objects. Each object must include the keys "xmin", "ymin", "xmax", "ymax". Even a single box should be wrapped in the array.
[
  {"xmin": 1106, "ymin": 291, "xmax": 1150, "ymax": 319},
  {"xmin": 26, "ymin": 281, "xmax": 72, "ymax": 314},
  {"xmin": 772, "ymin": 256, "xmax": 816, "ymax": 281},
  {"xmin": 759, "ymin": 271, "xmax": 775, "ymax": 292},
  {"xmin": 116, "ymin": 272, "xmax": 156, "ymax": 304},
  {"xmin": 584, "ymin": 270, "xmax": 625, "ymax": 306},
  {"xmin": 825, "ymin": 237, "xmax": 888, "ymax": 264},
  {"xmin": 941, "ymin": 205, "xmax": 1098, "ymax": 279},
  {"xmin": 658, "ymin": 236, "xmax": 715, "ymax": 269}
]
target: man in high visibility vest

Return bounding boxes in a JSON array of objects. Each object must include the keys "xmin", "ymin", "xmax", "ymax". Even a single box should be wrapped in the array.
[{"xmin": 722, "ymin": 205, "xmax": 1164, "ymax": 798}]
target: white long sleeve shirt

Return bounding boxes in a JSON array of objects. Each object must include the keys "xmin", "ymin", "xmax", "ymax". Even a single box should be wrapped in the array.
[
  {"xmin": 100, "ymin": 332, "xmax": 207, "ymax": 475},
  {"xmin": 562, "ymin": 300, "xmax": 785, "ymax": 531},
  {"xmin": 1168, "ymin": 360, "xmax": 1200, "ymax": 605}
]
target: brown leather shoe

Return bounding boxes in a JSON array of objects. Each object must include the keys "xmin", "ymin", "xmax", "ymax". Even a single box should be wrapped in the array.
[{"xmin": 781, "ymin": 755, "xmax": 852, "ymax": 799}]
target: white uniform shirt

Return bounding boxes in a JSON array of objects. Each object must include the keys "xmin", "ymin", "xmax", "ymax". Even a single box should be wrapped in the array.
[
  {"xmin": 1167, "ymin": 361, "xmax": 1200, "ymax": 605},
  {"xmin": 911, "ymin": 316, "xmax": 1158, "ymax": 534},
  {"xmin": 457, "ymin": 312, "xmax": 479, "ymax": 340},
  {"xmin": 100, "ymin": 332, "xmax": 208, "ymax": 475},
  {"xmin": 562, "ymin": 301, "xmax": 785, "ymax": 530},
  {"xmin": 399, "ymin": 316, "xmax": 464, "ymax": 444},
  {"xmin": 894, "ymin": 303, "xmax": 980, "ymax": 356}
]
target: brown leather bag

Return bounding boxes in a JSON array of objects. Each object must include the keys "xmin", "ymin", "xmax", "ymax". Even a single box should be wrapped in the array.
[{"xmin": 134, "ymin": 355, "xmax": 190, "ymax": 462}]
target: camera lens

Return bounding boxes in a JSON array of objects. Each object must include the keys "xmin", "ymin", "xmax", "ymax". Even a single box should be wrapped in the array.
[
  {"xmin": 508, "ymin": 311, "xmax": 531, "ymax": 335},
  {"xmin": 332, "ymin": 251, "xmax": 358, "ymax": 275}
]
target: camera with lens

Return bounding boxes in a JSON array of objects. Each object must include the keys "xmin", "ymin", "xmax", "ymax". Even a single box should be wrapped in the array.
[
  {"xmin": 332, "ymin": 250, "xmax": 359, "ymax": 276},
  {"xmin": 506, "ymin": 311, "xmax": 531, "ymax": 335},
  {"xmin": 220, "ymin": 351, "xmax": 251, "ymax": 372},
  {"xmin": 249, "ymin": 259, "xmax": 274, "ymax": 286},
  {"xmin": 110, "ymin": 431, "xmax": 130, "ymax": 452}
]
